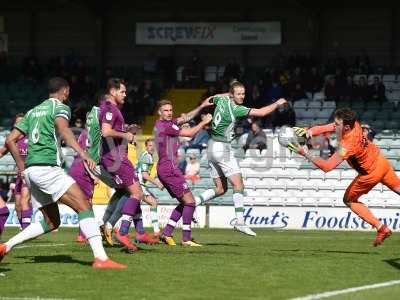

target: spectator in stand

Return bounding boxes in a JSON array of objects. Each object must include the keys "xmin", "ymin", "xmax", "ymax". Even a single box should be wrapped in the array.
[
  {"xmin": 247, "ymin": 84, "xmax": 261, "ymax": 108},
  {"xmin": 354, "ymin": 76, "xmax": 369, "ymax": 101},
  {"xmin": 124, "ymin": 83, "xmax": 142, "ymax": 123},
  {"xmin": 324, "ymin": 76, "xmax": 338, "ymax": 101},
  {"xmin": 355, "ymin": 51, "xmax": 371, "ymax": 74},
  {"xmin": 289, "ymin": 82, "xmax": 307, "ymax": 102},
  {"xmin": 340, "ymin": 75, "xmax": 356, "ymax": 102},
  {"xmin": 70, "ymin": 118, "xmax": 84, "ymax": 139},
  {"xmin": 265, "ymin": 80, "xmax": 283, "ymax": 105},
  {"xmin": 186, "ymin": 113, "xmax": 211, "ymax": 151},
  {"xmin": 143, "ymin": 53, "xmax": 158, "ymax": 77},
  {"xmin": 369, "ymin": 76, "xmax": 386, "ymax": 102},
  {"xmin": 184, "ymin": 154, "xmax": 200, "ymax": 184},
  {"xmin": 101, "ymin": 67, "xmax": 113, "ymax": 88},
  {"xmin": 304, "ymin": 67, "xmax": 323, "ymax": 98},
  {"xmin": 243, "ymin": 120, "xmax": 267, "ymax": 153},
  {"xmin": 271, "ymin": 102, "xmax": 296, "ymax": 129},
  {"xmin": 22, "ymin": 57, "xmax": 43, "ymax": 84},
  {"xmin": 223, "ymin": 57, "xmax": 242, "ymax": 82},
  {"xmin": 182, "ymin": 50, "xmax": 203, "ymax": 87},
  {"xmin": 139, "ymin": 79, "xmax": 158, "ymax": 115}
]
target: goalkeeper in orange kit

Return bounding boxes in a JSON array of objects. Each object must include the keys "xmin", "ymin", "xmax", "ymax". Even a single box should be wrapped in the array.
[{"xmin": 289, "ymin": 108, "xmax": 398, "ymax": 246}]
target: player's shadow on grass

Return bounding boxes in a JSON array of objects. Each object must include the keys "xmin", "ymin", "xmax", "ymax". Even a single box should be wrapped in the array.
[
  {"xmin": 271, "ymin": 249, "xmax": 375, "ymax": 255},
  {"xmin": 202, "ymin": 242, "xmax": 241, "ymax": 247},
  {"xmin": 16, "ymin": 255, "xmax": 92, "ymax": 266},
  {"xmin": 0, "ymin": 267, "xmax": 12, "ymax": 273},
  {"xmin": 383, "ymin": 258, "xmax": 400, "ymax": 270}
]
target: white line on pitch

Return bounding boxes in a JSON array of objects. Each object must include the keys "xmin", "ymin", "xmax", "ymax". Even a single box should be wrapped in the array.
[
  {"xmin": 288, "ymin": 279, "xmax": 400, "ymax": 300},
  {"xmin": 0, "ymin": 297, "xmax": 75, "ymax": 300},
  {"xmin": 14, "ymin": 243, "xmax": 66, "ymax": 249}
]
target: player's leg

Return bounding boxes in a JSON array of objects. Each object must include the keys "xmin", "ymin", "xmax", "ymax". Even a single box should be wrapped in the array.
[
  {"xmin": 2, "ymin": 202, "xmax": 60, "ymax": 257},
  {"xmin": 114, "ymin": 181, "xmax": 143, "ymax": 252},
  {"xmin": 132, "ymin": 204, "xmax": 159, "ymax": 245},
  {"xmin": 15, "ymin": 197, "xmax": 22, "ymax": 228},
  {"xmin": 0, "ymin": 196, "xmax": 9, "ymax": 237},
  {"xmin": 143, "ymin": 194, "xmax": 160, "ymax": 236},
  {"xmin": 343, "ymin": 167, "xmax": 390, "ymax": 246},
  {"xmin": 68, "ymin": 161, "xmax": 94, "ymax": 243},
  {"xmin": 101, "ymin": 189, "xmax": 126, "ymax": 246},
  {"xmin": 159, "ymin": 169, "xmax": 192, "ymax": 246},
  {"xmin": 195, "ymin": 161, "xmax": 227, "ymax": 206},
  {"xmin": 228, "ymin": 173, "xmax": 256, "ymax": 237},
  {"xmin": 19, "ymin": 186, "xmax": 32, "ymax": 230},
  {"xmin": 59, "ymin": 182, "xmax": 126, "ymax": 268},
  {"xmin": 179, "ymin": 191, "xmax": 201, "ymax": 246}
]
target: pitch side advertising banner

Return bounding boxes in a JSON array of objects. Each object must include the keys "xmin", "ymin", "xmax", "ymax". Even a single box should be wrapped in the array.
[
  {"xmin": 135, "ymin": 22, "xmax": 282, "ymax": 45},
  {"xmin": 209, "ymin": 206, "xmax": 400, "ymax": 231},
  {"xmin": 6, "ymin": 204, "xmax": 400, "ymax": 231},
  {"xmin": 4, "ymin": 204, "xmax": 206, "ymax": 228}
]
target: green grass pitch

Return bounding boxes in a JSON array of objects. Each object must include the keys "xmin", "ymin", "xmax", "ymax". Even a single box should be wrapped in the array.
[{"xmin": 0, "ymin": 228, "xmax": 400, "ymax": 300}]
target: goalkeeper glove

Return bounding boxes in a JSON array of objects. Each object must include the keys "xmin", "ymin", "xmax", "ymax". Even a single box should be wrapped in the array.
[
  {"xmin": 287, "ymin": 143, "xmax": 307, "ymax": 156},
  {"xmin": 293, "ymin": 127, "xmax": 308, "ymax": 137}
]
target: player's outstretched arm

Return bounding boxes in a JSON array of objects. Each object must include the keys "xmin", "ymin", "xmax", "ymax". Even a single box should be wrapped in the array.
[
  {"xmin": 179, "ymin": 114, "xmax": 213, "ymax": 137},
  {"xmin": 288, "ymin": 143, "xmax": 343, "ymax": 172},
  {"xmin": 55, "ymin": 117, "xmax": 96, "ymax": 170},
  {"xmin": 176, "ymin": 96, "xmax": 215, "ymax": 125},
  {"xmin": 249, "ymin": 98, "xmax": 287, "ymax": 117},
  {"xmin": 0, "ymin": 145, "xmax": 9, "ymax": 159},
  {"xmin": 141, "ymin": 171, "xmax": 164, "ymax": 189},
  {"xmin": 5, "ymin": 128, "xmax": 25, "ymax": 172}
]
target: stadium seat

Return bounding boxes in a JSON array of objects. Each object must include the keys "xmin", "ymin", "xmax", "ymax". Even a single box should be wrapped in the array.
[
  {"xmin": 382, "ymin": 74, "xmax": 396, "ymax": 82},
  {"xmin": 176, "ymin": 66, "xmax": 184, "ymax": 82},
  {"xmin": 366, "ymin": 101, "xmax": 381, "ymax": 110},
  {"xmin": 353, "ymin": 74, "xmax": 367, "ymax": 84},
  {"xmin": 308, "ymin": 101, "xmax": 321, "ymax": 109},
  {"xmin": 322, "ymin": 101, "xmax": 336, "ymax": 109},
  {"xmin": 293, "ymin": 99, "xmax": 308, "ymax": 109},
  {"xmin": 204, "ymin": 66, "xmax": 218, "ymax": 82}
]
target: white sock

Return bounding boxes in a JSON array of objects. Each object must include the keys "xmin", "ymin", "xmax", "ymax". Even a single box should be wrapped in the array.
[
  {"xmin": 5, "ymin": 222, "xmax": 45, "ymax": 252},
  {"xmin": 150, "ymin": 207, "xmax": 160, "ymax": 233},
  {"xmin": 79, "ymin": 211, "xmax": 108, "ymax": 261},
  {"xmin": 233, "ymin": 192, "xmax": 245, "ymax": 224},
  {"xmin": 197, "ymin": 189, "xmax": 216, "ymax": 205}
]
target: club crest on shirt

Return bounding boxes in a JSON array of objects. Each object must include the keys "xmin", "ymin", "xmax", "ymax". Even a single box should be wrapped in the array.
[
  {"xmin": 339, "ymin": 147, "xmax": 347, "ymax": 157},
  {"xmin": 183, "ymin": 182, "xmax": 188, "ymax": 190},
  {"xmin": 172, "ymin": 124, "xmax": 179, "ymax": 130},
  {"xmin": 106, "ymin": 112, "xmax": 113, "ymax": 121}
]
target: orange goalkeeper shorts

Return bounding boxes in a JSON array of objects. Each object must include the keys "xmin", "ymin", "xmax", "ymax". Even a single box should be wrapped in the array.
[{"xmin": 344, "ymin": 155, "xmax": 400, "ymax": 202}]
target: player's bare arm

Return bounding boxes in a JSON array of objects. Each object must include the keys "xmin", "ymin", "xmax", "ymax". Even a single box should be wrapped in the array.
[
  {"xmin": 249, "ymin": 98, "xmax": 287, "ymax": 117},
  {"xmin": 141, "ymin": 171, "xmax": 164, "ymax": 189},
  {"xmin": 5, "ymin": 128, "xmax": 25, "ymax": 172},
  {"xmin": 0, "ymin": 145, "xmax": 8, "ymax": 158},
  {"xmin": 179, "ymin": 114, "xmax": 212, "ymax": 137},
  {"xmin": 102, "ymin": 122, "xmax": 134, "ymax": 143},
  {"xmin": 55, "ymin": 117, "xmax": 96, "ymax": 170},
  {"xmin": 176, "ymin": 97, "xmax": 214, "ymax": 125},
  {"xmin": 288, "ymin": 142, "xmax": 343, "ymax": 173}
]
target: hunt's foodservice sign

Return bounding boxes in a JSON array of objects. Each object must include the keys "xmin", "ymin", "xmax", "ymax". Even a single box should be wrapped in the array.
[
  {"xmin": 209, "ymin": 206, "xmax": 400, "ymax": 231},
  {"xmin": 135, "ymin": 22, "xmax": 282, "ymax": 45},
  {"xmin": 5, "ymin": 205, "xmax": 400, "ymax": 231}
]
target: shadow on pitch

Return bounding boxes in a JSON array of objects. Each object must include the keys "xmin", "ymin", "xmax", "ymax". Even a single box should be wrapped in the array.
[
  {"xmin": 16, "ymin": 255, "xmax": 92, "ymax": 266},
  {"xmin": 202, "ymin": 243, "xmax": 241, "ymax": 247},
  {"xmin": 270, "ymin": 249, "xmax": 375, "ymax": 255},
  {"xmin": 0, "ymin": 267, "xmax": 12, "ymax": 273},
  {"xmin": 384, "ymin": 258, "xmax": 400, "ymax": 270}
]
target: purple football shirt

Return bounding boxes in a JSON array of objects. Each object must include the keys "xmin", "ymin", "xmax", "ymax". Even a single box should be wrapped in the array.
[{"xmin": 154, "ymin": 119, "xmax": 181, "ymax": 169}]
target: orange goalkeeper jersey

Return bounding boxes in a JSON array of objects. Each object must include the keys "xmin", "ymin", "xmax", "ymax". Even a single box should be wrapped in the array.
[{"xmin": 339, "ymin": 122, "xmax": 380, "ymax": 175}]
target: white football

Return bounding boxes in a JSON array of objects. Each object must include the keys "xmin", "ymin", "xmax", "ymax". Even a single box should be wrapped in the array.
[{"xmin": 278, "ymin": 126, "xmax": 299, "ymax": 147}]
